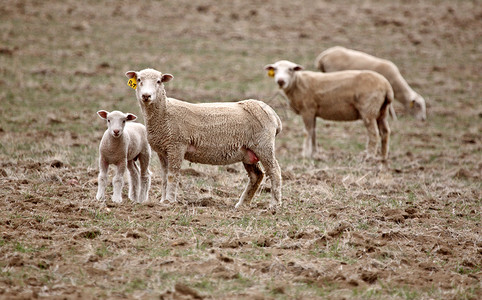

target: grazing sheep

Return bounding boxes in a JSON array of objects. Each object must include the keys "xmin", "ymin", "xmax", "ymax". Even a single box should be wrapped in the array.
[
  {"xmin": 315, "ymin": 46, "xmax": 426, "ymax": 121},
  {"xmin": 125, "ymin": 68, "xmax": 282, "ymax": 209},
  {"xmin": 264, "ymin": 60, "xmax": 392, "ymax": 161},
  {"xmin": 96, "ymin": 110, "xmax": 151, "ymax": 203}
]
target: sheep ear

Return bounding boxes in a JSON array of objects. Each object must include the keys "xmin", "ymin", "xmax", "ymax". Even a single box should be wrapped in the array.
[
  {"xmin": 126, "ymin": 113, "xmax": 137, "ymax": 121},
  {"xmin": 264, "ymin": 64, "xmax": 275, "ymax": 71},
  {"xmin": 125, "ymin": 71, "xmax": 137, "ymax": 79},
  {"xmin": 97, "ymin": 110, "xmax": 108, "ymax": 120},
  {"xmin": 161, "ymin": 74, "xmax": 173, "ymax": 83},
  {"xmin": 293, "ymin": 65, "xmax": 304, "ymax": 71}
]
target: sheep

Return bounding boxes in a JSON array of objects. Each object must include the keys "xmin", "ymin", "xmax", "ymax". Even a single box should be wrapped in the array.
[
  {"xmin": 96, "ymin": 110, "xmax": 151, "ymax": 204},
  {"xmin": 315, "ymin": 46, "xmax": 426, "ymax": 121},
  {"xmin": 125, "ymin": 68, "xmax": 282, "ymax": 209},
  {"xmin": 264, "ymin": 60, "xmax": 393, "ymax": 161}
]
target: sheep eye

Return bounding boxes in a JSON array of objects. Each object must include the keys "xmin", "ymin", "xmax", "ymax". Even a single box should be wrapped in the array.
[
  {"xmin": 107, "ymin": 120, "xmax": 110, "ymax": 123},
  {"xmin": 123, "ymin": 120, "xmax": 126, "ymax": 124},
  {"xmin": 157, "ymin": 80, "xmax": 161, "ymax": 84}
]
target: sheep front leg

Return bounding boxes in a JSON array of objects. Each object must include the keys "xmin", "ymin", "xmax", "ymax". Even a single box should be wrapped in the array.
[
  {"xmin": 96, "ymin": 158, "xmax": 109, "ymax": 201},
  {"xmin": 138, "ymin": 152, "xmax": 151, "ymax": 203},
  {"xmin": 363, "ymin": 118, "xmax": 379, "ymax": 160},
  {"xmin": 127, "ymin": 160, "xmax": 140, "ymax": 202},
  {"xmin": 158, "ymin": 153, "xmax": 168, "ymax": 203},
  {"xmin": 302, "ymin": 114, "xmax": 317, "ymax": 158},
  {"xmin": 165, "ymin": 152, "xmax": 183, "ymax": 203},
  {"xmin": 112, "ymin": 162, "xmax": 126, "ymax": 203},
  {"xmin": 235, "ymin": 162, "xmax": 265, "ymax": 209}
]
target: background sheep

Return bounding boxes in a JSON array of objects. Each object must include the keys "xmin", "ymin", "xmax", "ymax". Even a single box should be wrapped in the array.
[
  {"xmin": 125, "ymin": 68, "xmax": 282, "ymax": 209},
  {"xmin": 265, "ymin": 60, "xmax": 393, "ymax": 161},
  {"xmin": 315, "ymin": 46, "xmax": 427, "ymax": 121},
  {"xmin": 96, "ymin": 110, "xmax": 151, "ymax": 203}
]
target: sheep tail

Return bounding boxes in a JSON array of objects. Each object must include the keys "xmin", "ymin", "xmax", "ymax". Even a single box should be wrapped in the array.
[
  {"xmin": 381, "ymin": 85, "xmax": 397, "ymax": 121},
  {"xmin": 386, "ymin": 84, "xmax": 397, "ymax": 121},
  {"xmin": 314, "ymin": 53, "xmax": 326, "ymax": 72},
  {"xmin": 260, "ymin": 102, "xmax": 283, "ymax": 136}
]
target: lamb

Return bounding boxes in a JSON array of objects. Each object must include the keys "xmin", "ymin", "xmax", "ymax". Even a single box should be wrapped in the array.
[
  {"xmin": 264, "ymin": 60, "xmax": 393, "ymax": 161},
  {"xmin": 125, "ymin": 68, "xmax": 282, "ymax": 209},
  {"xmin": 315, "ymin": 46, "xmax": 426, "ymax": 121},
  {"xmin": 96, "ymin": 110, "xmax": 151, "ymax": 203}
]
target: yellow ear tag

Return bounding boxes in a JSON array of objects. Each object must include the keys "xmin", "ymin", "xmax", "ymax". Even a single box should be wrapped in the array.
[
  {"xmin": 267, "ymin": 69, "xmax": 275, "ymax": 78},
  {"xmin": 409, "ymin": 101, "xmax": 414, "ymax": 108},
  {"xmin": 127, "ymin": 78, "xmax": 137, "ymax": 90}
]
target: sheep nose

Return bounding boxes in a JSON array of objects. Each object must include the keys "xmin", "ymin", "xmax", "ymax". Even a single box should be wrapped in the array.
[
  {"xmin": 113, "ymin": 129, "xmax": 120, "ymax": 135},
  {"xmin": 277, "ymin": 79, "xmax": 285, "ymax": 87},
  {"xmin": 142, "ymin": 94, "xmax": 151, "ymax": 101}
]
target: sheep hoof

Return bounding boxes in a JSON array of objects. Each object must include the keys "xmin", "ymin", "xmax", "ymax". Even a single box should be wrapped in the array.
[{"xmin": 112, "ymin": 197, "xmax": 122, "ymax": 204}]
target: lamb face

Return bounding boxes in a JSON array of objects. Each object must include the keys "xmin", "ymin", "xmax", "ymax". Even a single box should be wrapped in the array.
[
  {"xmin": 264, "ymin": 60, "xmax": 303, "ymax": 90},
  {"xmin": 125, "ymin": 69, "xmax": 173, "ymax": 105},
  {"xmin": 97, "ymin": 110, "xmax": 137, "ymax": 138}
]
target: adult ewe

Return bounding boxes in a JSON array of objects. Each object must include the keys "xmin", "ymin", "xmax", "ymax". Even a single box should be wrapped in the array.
[
  {"xmin": 125, "ymin": 68, "xmax": 282, "ymax": 209},
  {"xmin": 96, "ymin": 110, "xmax": 151, "ymax": 203},
  {"xmin": 315, "ymin": 46, "xmax": 426, "ymax": 121},
  {"xmin": 265, "ymin": 60, "xmax": 392, "ymax": 161}
]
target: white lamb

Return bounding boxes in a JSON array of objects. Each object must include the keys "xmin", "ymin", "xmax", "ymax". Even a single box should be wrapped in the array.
[
  {"xmin": 125, "ymin": 68, "xmax": 282, "ymax": 209},
  {"xmin": 315, "ymin": 46, "xmax": 426, "ymax": 121},
  {"xmin": 96, "ymin": 110, "xmax": 151, "ymax": 203},
  {"xmin": 265, "ymin": 60, "xmax": 393, "ymax": 161}
]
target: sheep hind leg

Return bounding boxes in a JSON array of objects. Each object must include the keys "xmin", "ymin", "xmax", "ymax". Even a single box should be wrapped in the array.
[
  {"xmin": 127, "ymin": 159, "xmax": 140, "ymax": 202},
  {"xmin": 377, "ymin": 117, "xmax": 391, "ymax": 162},
  {"xmin": 258, "ymin": 151, "xmax": 282, "ymax": 209},
  {"xmin": 363, "ymin": 118, "xmax": 379, "ymax": 160},
  {"xmin": 235, "ymin": 162, "xmax": 264, "ymax": 209}
]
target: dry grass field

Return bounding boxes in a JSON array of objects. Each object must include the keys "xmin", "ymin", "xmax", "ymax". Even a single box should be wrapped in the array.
[{"xmin": 0, "ymin": 0, "xmax": 480, "ymax": 299}]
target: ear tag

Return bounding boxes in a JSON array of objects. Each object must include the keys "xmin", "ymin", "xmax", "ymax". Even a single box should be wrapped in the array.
[
  {"xmin": 410, "ymin": 101, "xmax": 414, "ymax": 108},
  {"xmin": 267, "ymin": 69, "xmax": 275, "ymax": 78},
  {"xmin": 127, "ymin": 78, "xmax": 137, "ymax": 90}
]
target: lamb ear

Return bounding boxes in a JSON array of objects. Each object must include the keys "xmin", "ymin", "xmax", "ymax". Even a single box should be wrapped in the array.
[
  {"xmin": 264, "ymin": 64, "xmax": 275, "ymax": 71},
  {"xmin": 161, "ymin": 74, "xmax": 173, "ymax": 83},
  {"xmin": 126, "ymin": 113, "xmax": 137, "ymax": 121},
  {"xmin": 293, "ymin": 65, "xmax": 304, "ymax": 71},
  {"xmin": 97, "ymin": 110, "xmax": 109, "ymax": 120},
  {"xmin": 125, "ymin": 71, "xmax": 137, "ymax": 79}
]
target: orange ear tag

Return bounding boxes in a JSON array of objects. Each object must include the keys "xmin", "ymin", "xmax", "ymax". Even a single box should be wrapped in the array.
[
  {"xmin": 127, "ymin": 78, "xmax": 137, "ymax": 90},
  {"xmin": 267, "ymin": 69, "xmax": 275, "ymax": 78}
]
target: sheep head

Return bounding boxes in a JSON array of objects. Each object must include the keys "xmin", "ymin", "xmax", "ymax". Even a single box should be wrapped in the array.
[
  {"xmin": 97, "ymin": 110, "xmax": 137, "ymax": 138},
  {"xmin": 264, "ymin": 60, "xmax": 303, "ymax": 90},
  {"xmin": 125, "ymin": 68, "xmax": 173, "ymax": 105},
  {"xmin": 408, "ymin": 93, "xmax": 427, "ymax": 121}
]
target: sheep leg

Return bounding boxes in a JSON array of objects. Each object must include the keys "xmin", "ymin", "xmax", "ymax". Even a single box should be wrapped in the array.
[
  {"xmin": 157, "ymin": 153, "xmax": 168, "ymax": 203},
  {"xmin": 377, "ymin": 117, "xmax": 391, "ymax": 161},
  {"xmin": 165, "ymin": 153, "xmax": 183, "ymax": 203},
  {"xmin": 138, "ymin": 152, "xmax": 151, "ymax": 203},
  {"xmin": 235, "ymin": 162, "xmax": 265, "ymax": 209},
  {"xmin": 96, "ymin": 158, "xmax": 109, "ymax": 201},
  {"xmin": 112, "ymin": 162, "xmax": 126, "ymax": 203},
  {"xmin": 302, "ymin": 114, "xmax": 317, "ymax": 158},
  {"xmin": 363, "ymin": 118, "xmax": 379, "ymax": 159},
  {"xmin": 127, "ymin": 160, "xmax": 140, "ymax": 202},
  {"xmin": 258, "ymin": 149, "xmax": 282, "ymax": 208}
]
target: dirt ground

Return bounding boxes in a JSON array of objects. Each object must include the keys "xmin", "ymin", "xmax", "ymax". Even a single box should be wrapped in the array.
[{"xmin": 0, "ymin": 0, "xmax": 480, "ymax": 299}]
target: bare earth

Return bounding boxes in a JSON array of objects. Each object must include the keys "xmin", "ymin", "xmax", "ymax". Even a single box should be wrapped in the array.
[{"xmin": 0, "ymin": 0, "xmax": 480, "ymax": 299}]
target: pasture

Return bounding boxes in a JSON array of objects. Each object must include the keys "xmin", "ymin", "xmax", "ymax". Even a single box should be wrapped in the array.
[{"xmin": 0, "ymin": 0, "xmax": 480, "ymax": 299}]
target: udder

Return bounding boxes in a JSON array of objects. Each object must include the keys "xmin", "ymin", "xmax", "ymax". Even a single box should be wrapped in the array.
[{"xmin": 243, "ymin": 148, "xmax": 259, "ymax": 164}]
